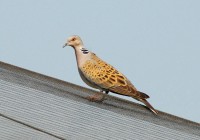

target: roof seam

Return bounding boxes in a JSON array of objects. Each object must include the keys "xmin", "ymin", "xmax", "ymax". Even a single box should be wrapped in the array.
[{"xmin": 0, "ymin": 113, "xmax": 66, "ymax": 140}]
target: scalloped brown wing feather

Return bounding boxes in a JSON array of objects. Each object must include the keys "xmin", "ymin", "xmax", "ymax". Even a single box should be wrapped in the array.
[{"xmin": 80, "ymin": 53, "xmax": 149, "ymax": 100}]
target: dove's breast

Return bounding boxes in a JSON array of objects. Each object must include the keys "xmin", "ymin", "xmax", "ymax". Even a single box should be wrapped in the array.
[{"xmin": 78, "ymin": 67, "xmax": 101, "ymax": 90}]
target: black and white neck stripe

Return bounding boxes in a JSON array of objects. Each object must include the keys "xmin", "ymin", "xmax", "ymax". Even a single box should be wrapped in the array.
[{"xmin": 81, "ymin": 48, "xmax": 89, "ymax": 54}]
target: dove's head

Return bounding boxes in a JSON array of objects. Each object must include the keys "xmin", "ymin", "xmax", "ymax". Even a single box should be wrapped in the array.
[{"xmin": 63, "ymin": 35, "xmax": 83, "ymax": 48}]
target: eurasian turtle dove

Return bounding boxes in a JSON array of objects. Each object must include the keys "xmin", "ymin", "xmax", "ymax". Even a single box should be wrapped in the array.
[{"xmin": 63, "ymin": 35, "xmax": 158, "ymax": 115}]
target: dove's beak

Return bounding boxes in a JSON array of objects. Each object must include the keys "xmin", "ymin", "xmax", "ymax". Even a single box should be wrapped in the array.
[{"xmin": 63, "ymin": 43, "xmax": 68, "ymax": 48}]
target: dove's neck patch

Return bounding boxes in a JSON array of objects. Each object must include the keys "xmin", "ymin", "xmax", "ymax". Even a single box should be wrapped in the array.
[{"xmin": 81, "ymin": 48, "xmax": 89, "ymax": 54}]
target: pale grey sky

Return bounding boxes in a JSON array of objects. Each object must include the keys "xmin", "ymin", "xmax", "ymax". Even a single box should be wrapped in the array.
[{"xmin": 1, "ymin": 0, "xmax": 200, "ymax": 122}]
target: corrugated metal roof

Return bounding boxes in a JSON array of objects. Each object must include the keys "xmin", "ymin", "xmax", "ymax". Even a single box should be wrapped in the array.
[
  {"xmin": 0, "ymin": 61, "xmax": 200, "ymax": 140},
  {"xmin": 0, "ymin": 116, "xmax": 60, "ymax": 140}
]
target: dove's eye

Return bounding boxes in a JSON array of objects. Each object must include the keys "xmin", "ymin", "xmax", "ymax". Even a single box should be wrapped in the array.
[{"xmin": 72, "ymin": 38, "xmax": 76, "ymax": 41}]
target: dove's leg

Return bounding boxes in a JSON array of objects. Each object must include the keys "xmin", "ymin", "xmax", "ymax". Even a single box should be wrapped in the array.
[{"xmin": 86, "ymin": 90, "xmax": 106, "ymax": 102}]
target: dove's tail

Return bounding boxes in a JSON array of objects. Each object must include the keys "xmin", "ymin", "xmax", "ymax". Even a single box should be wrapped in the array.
[{"xmin": 139, "ymin": 98, "xmax": 158, "ymax": 115}]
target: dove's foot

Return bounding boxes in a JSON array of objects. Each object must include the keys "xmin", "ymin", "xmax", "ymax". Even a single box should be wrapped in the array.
[{"xmin": 86, "ymin": 93, "xmax": 105, "ymax": 102}]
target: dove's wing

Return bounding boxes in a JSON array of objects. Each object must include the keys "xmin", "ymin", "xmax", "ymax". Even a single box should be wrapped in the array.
[{"xmin": 80, "ymin": 53, "xmax": 149, "ymax": 99}]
